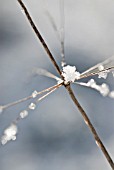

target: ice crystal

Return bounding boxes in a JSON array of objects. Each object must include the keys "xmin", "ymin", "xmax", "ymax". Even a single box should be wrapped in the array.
[
  {"xmin": 98, "ymin": 71, "xmax": 109, "ymax": 79},
  {"xmin": 1, "ymin": 124, "xmax": 18, "ymax": 145},
  {"xmin": 97, "ymin": 64, "xmax": 110, "ymax": 79},
  {"xmin": 62, "ymin": 65, "xmax": 80, "ymax": 84},
  {"xmin": 98, "ymin": 64, "xmax": 104, "ymax": 71},
  {"xmin": 87, "ymin": 79, "xmax": 96, "ymax": 87},
  {"xmin": 20, "ymin": 110, "xmax": 28, "ymax": 119},
  {"xmin": 99, "ymin": 83, "xmax": 110, "ymax": 96},
  {"xmin": 29, "ymin": 103, "xmax": 36, "ymax": 110},
  {"xmin": 57, "ymin": 78, "xmax": 63, "ymax": 84},
  {"xmin": 21, "ymin": 9, "xmax": 25, "ymax": 16},
  {"xmin": 32, "ymin": 90, "xmax": 38, "ymax": 98},
  {"xmin": 109, "ymin": 91, "xmax": 114, "ymax": 98}
]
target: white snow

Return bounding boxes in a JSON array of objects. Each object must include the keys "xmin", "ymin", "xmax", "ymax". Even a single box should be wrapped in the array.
[
  {"xmin": 1, "ymin": 124, "xmax": 18, "ymax": 145},
  {"xmin": 32, "ymin": 90, "xmax": 38, "ymax": 98},
  {"xmin": 109, "ymin": 91, "xmax": 114, "ymax": 98},
  {"xmin": 62, "ymin": 65, "xmax": 80, "ymax": 84},
  {"xmin": 29, "ymin": 103, "xmax": 36, "ymax": 110},
  {"xmin": 20, "ymin": 110, "xmax": 28, "ymax": 119}
]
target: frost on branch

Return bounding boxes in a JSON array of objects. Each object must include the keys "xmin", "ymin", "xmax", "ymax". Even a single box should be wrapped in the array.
[
  {"xmin": 62, "ymin": 65, "xmax": 80, "ymax": 84},
  {"xmin": 87, "ymin": 79, "xmax": 110, "ymax": 96},
  {"xmin": 32, "ymin": 90, "xmax": 38, "ymax": 98},
  {"xmin": 80, "ymin": 56, "xmax": 114, "ymax": 79},
  {"xmin": 98, "ymin": 64, "xmax": 109, "ymax": 79},
  {"xmin": 1, "ymin": 124, "xmax": 18, "ymax": 145},
  {"xmin": 76, "ymin": 79, "xmax": 110, "ymax": 97},
  {"xmin": 109, "ymin": 91, "xmax": 114, "ymax": 98}
]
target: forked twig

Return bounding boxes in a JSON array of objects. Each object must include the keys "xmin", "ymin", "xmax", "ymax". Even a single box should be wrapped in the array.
[{"xmin": 17, "ymin": 0, "xmax": 114, "ymax": 169}]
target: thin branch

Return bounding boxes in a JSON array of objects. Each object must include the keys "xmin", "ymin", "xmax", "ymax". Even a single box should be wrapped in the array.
[
  {"xmin": 65, "ymin": 84, "xmax": 114, "ymax": 170},
  {"xmin": 36, "ymin": 85, "xmax": 60, "ymax": 102},
  {"xmin": 14, "ymin": 84, "xmax": 62, "ymax": 124},
  {"xmin": 2, "ymin": 83, "xmax": 63, "ymax": 111},
  {"xmin": 17, "ymin": 0, "xmax": 61, "ymax": 75},
  {"xmin": 80, "ymin": 67, "xmax": 114, "ymax": 80},
  {"xmin": 80, "ymin": 55, "xmax": 114, "ymax": 80},
  {"xmin": 32, "ymin": 68, "xmax": 61, "ymax": 80}
]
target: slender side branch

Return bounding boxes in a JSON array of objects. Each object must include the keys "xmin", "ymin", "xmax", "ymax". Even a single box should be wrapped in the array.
[
  {"xmin": 65, "ymin": 84, "xmax": 114, "ymax": 170},
  {"xmin": 14, "ymin": 84, "xmax": 62, "ymax": 124},
  {"xmin": 17, "ymin": 0, "xmax": 61, "ymax": 75},
  {"xmin": 80, "ymin": 67, "xmax": 114, "ymax": 80},
  {"xmin": 2, "ymin": 83, "xmax": 63, "ymax": 111}
]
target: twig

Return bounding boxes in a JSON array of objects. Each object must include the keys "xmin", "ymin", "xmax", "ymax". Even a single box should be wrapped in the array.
[
  {"xmin": 17, "ymin": 1, "xmax": 114, "ymax": 169},
  {"xmin": 2, "ymin": 83, "xmax": 63, "ymax": 110},
  {"xmin": 17, "ymin": 0, "xmax": 61, "ymax": 75},
  {"xmin": 14, "ymin": 83, "xmax": 62, "ymax": 124},
  {"xmin": 65, "ymin": 84, "xmax": 114, "ymax": 170},
  {"xmin": 80, "ymin": 67, "xmax": 114, "ymax": 80}
]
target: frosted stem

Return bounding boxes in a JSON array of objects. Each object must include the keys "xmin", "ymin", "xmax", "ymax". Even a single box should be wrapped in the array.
[
  {"xmin": 15, "ymin": 83, "xmax": 62, "ymax": 124},
  {"xmin": 1, "ymin": 83, "xmax": 63, "ymax": 111},
  {"xmin": 32, "ymin": 68, "xmax": 60, "ymax": 80},
  {"xmin": 80, "ymin": 56, "xmax": 114, "ymax": 79}
]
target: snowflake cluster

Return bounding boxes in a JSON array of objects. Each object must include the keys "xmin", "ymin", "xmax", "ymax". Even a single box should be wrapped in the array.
[
  {"xmin": 1, "ymin": 124, "xmax": 18, "ymax": 145},
  {"xmin": 62, "ymin": 65, "xmax": 80, "ymax": 84},
  {"xmin": 20, "ymin": 110, "xmax": 28, "ymax": 119}
]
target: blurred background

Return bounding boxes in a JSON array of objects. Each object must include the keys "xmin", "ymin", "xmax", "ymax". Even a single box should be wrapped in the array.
[{"xmin": 0, "ymin": 0, "xmax": 114, "ymax": 169}]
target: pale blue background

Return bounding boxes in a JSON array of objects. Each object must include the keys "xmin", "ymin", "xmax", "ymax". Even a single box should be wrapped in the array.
[{"xmin": 0, "ymin": 0, "xmax": 114, "ymax": 170}]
